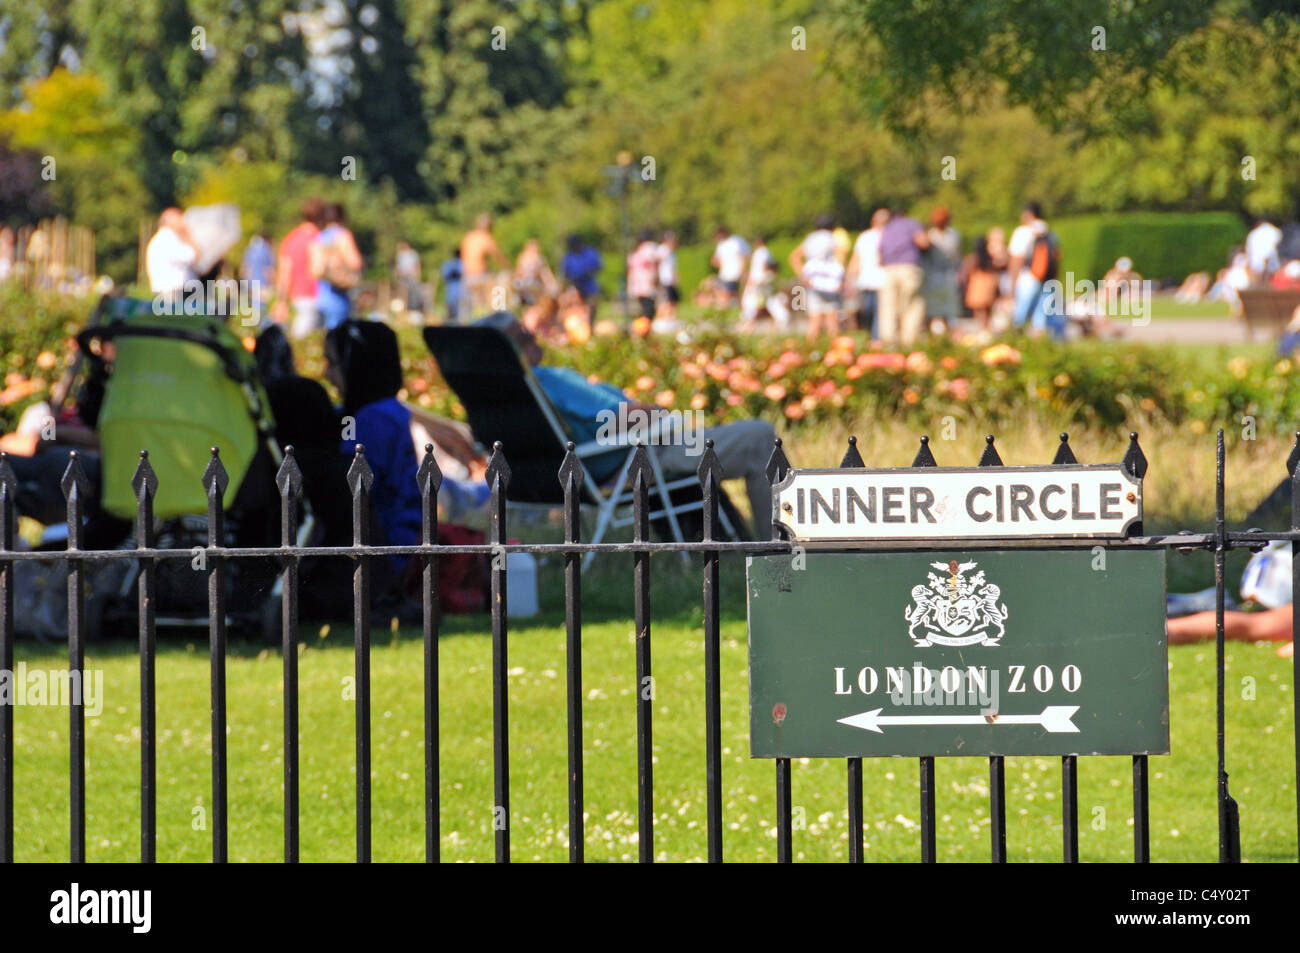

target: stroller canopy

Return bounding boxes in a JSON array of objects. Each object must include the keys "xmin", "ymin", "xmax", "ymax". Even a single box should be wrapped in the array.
[{"xmin": 81, "ymin": 297, "xmax": 275, "ymax": 521}]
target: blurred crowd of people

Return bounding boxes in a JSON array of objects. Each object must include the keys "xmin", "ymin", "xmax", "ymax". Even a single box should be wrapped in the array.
[
  {"xmin": 688, "ymin": 202, "xmax": 1070, "ymax": 344},
  {"xmin": 138, "ymin": 199, "xmax": 1300, "ymax": 348}
]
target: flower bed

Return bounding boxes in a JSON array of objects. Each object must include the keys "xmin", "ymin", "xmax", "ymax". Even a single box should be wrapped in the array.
[
  {"xmin": 0, "ymin": 286, "xmax": 1290, "ymax": 440},
  {"xmin": 400, "ymin": 329, "xmax": 1292, "ymax": 436}
]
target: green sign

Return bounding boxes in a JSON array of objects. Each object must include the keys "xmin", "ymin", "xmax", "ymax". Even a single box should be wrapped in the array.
[{"xmin": 747, "ymin": 549, "xmax": 1169, "ymax": 758}]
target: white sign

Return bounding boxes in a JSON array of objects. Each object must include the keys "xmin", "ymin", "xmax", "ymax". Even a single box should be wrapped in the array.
[{"xmin": 772, "ymin": 465, "xmax": 1140, "ymax": 542}]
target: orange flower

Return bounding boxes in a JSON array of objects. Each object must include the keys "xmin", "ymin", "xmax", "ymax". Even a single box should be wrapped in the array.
[
  {"xmin": 860, "ymin": 352, "xmax": 906, "ymax": 370},
  {"xmin": 950, "ymin": 378, "xmax": 970, "ymax": 401},
  {"xmin": 902, "ymin": 388, "xmax": 920, "ymax": 405},
  {"xmin": 725, "ymin": 393, "xmax": 743, "ymax": 406},
  {"xmin": 846, "ymin": 365, "xmax": 863, "ymax": 380},
  {"xmin": 979, "ymin": 343, "xmax": 1021, "ymax": 366},
  {"xmin": 655, "ymin": 389, "xmax": 675, "ymax": 407},
  {"xmin": 763, "ymin": 383, "xmax": 787, "ymax": 401},
  {"xmin": 634, "ymin": 375, "xmax": 656, "ymax": 392},
  {"xmin": 940, "ymin": 356, "xmax": 959, "ymax": 370},
  {"xmin": 690, "ymin": 393, "xmax": 709, "ymax": 410},
  {"xmin": 784, "ymin": 402, "xmax": 806, "ymax": 420}
]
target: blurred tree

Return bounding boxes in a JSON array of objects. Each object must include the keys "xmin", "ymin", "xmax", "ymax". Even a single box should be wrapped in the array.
[
  {"xmin": 0, "ymin": 70, "xmax": 149, "ymax": 280},
  {"xmin": 0, "ymin": 0, "xmax": 318, "ymax": 205}
]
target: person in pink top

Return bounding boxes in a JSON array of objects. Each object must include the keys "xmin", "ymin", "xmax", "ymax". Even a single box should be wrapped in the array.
[
  {"xmin": 274, "ymin": 197, "xmax": 325, "ymax": 338},
  {"xmin": 626, "ymin": 228, "xmax": 660, "ymax": 327}
]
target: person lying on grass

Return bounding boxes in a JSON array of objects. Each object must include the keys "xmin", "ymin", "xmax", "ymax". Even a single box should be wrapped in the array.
[{"xmin": 1167, "ymin": 540, "xmax": 1294, "ymax": 657}]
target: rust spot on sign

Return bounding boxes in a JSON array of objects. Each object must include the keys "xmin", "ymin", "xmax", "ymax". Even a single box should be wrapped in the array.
[{"xmin": 772, "ymin": 703, "xmax": 787, "ymax": 726}]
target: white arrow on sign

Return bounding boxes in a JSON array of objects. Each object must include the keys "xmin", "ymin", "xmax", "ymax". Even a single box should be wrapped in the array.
[{"xmin": 837, "ymin": 705, "xmax": 1080, "ymax": 734}]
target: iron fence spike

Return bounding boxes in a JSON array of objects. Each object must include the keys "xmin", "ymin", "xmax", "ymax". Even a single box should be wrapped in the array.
[
  {"xmin": 558, "ymin": 440, "xmax": 584, "ymax": 489},
  {"xmin": 911, "ymin": 435, "xmax": 938, "ymax": 468},
  {"xmin": 978, "ymin": 434, "xmax": 1003, "ymax": 467},
  {"xmin": 61, "ymin": 449, "xmax": 91, "ymax": 499},
  {"xmin": 417, "ymin": 442, "xmax": 443, "ymax": 495},
  {"xmin": 201, "ymin": 446, "xmax": 230, "ymax": 496},
  {"xmin": 131, "ymin": 449, "xmax": 159, "ymax": 499},
  {"xmin": 1123, "ymin": 431, "xmax": 1148, "ymax": 479},
  {"xmin": 697, "ymin": 439, "xmax": 723, "ymax": 486},
  {"xmin": 347, "ymin": 444, "xmax": 375, "ymax": 494},
  {"xmin": 1053, "ymin": 432, "xmax": 1078, "ymax": 465},
  {"xmin": 485, "ymin": 440, "xmax": 511, "ymax": 490}
]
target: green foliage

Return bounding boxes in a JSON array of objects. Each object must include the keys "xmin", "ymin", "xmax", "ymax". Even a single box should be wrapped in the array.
[
  {"xmin": 1052, "ymin": 213, "xmax": 1247, "ymax": 283},
  {"xmin": 828, "ymin": 0, "xmax": 1215, "ymax": 137},
  {"xmin": 0, "ymin": 70, "xmax": 150, "ymax": 281}
]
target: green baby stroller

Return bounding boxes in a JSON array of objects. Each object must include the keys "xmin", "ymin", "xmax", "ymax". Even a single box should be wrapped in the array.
[{"xmin": 72, "ymin": 295, "xmax": 285, "ymax": 637}]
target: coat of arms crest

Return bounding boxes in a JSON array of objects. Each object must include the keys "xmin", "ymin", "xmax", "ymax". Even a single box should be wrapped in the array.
[{"xmin": 905, "ymin": 559, "xmax": 1008, "ymax": 647}]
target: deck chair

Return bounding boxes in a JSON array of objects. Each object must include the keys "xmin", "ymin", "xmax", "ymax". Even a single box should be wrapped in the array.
[{"xmin": 423, "ymin": 324, "xmax": 741, "ymax": 566}]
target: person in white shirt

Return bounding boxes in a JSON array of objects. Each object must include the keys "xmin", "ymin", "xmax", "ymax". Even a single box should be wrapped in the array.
[
  {"xmin": 1007, "ymin": 201, "xmax": 1049, "ymax": 328},
  {"xmin": 1245, "ymin": 218, "xmax": 1283, "ymax": 281},
  {"xmin": 710, "ymin": 227, "xmax": 751, "ymax": 308},
  {"xmin": 790, "ymin": 214, "xmax": 846, "ymax": 341},
  {"xmin": 739, "ymin": 237, "xmax": 777, "ymax": 332},
  {"xmin": 847, "ymin": 207, "xmax": 890, "ymax": 338},
  {"xmin": 146, "ymin": 207, "xmax": 200, "ymax": 297}
]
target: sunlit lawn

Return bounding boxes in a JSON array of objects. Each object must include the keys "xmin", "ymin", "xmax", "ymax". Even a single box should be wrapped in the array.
[{"xmin": 9, "ymin": 547, "xmax": 1296, "ymax": 863}]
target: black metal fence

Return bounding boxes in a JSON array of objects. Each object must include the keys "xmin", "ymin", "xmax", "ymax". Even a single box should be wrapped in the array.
[{"xmin": 0, "ymin": 428, "xmax": 1297, "ymax": 863}]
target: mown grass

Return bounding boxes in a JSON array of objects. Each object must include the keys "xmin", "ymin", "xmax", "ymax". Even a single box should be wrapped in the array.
[{"xmin": 9, "ymin": 592, "xmax": 1295, "ymax": 863}]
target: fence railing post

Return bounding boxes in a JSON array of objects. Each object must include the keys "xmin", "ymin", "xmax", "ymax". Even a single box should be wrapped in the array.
[
  {"xmin": 132, "ymin": 450, "xmax": 158, "ymax": 863},
  {"xmin": 201, "ymin": 447, "xmax": 229, "ymax": 864},
  {"xmin": 275, "ymin": 447, "xmax": 302, "ymax": 863},
  {"xmin": 485, "ymin": 441, "xmax": 511, "ymax": 863},
  {"xmin": 0, "ymin": 454, "xmax": 15, "ymax": 863},
  {"xmin": 698, "ymin": 439, "xmax": 724, "ymax": 863},
  {"xmin": 766, "ymin": 437, "xmax": 793, "ymax": 863},
  {"xmin": 976, "ymin": 435, "xmax": 1008, "ymax": 863},
  {"xmin": 347, "ymin": 445, "xmax": 374, "ymax": 863},
  {"xmin": 62, "ymin": 451, "xmax": 89, "ymax": 863},
  {"xmin": 1121, "ymin": 432, "xmax": 1152, "ymax": 863},
  {"xmin": 839, "ymin": 436, "xmax": 866, "ymax": 864},
  {"xmin": 910, "ymin": 435, "xmax": 939, "ymax": 864},
  {"xmin": 1290, "ymin": 431, "xmax": 1300, "ymax": 862},
  {"xmin": 629, "ymin": 443, "xmax": 655, "ymax": 863},
  {"xmin": 1052, "ymin": 434, "xmax": 1080, "ymax": 864},
  {"xmin": 559, "ymin": 442, "xmax": 585, "ymax": 863},
  {"xmin": 1211, "ymin": 430, "xmax": 1241, "ymax": 863},
  {"xmin": 417, "ymin": 444, "xmax": 443, "ymax": 864}
]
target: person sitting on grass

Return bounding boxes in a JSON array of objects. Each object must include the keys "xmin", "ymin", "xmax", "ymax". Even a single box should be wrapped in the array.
[{"xmin": 325, "ymin": 319, "xmax": 422, "ymax": 569}]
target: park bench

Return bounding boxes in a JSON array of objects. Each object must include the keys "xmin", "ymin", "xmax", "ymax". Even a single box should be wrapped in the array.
[{"xmin": 1238, "ymin": 286, "xmax": 1300, "ymax": 338}]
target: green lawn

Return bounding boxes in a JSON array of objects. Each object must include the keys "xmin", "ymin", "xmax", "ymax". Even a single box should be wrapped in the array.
[
  {"xmin": 8, "ymin": 553, "xmax": 1296, "ymax": 863},
  {"xmin": 1146, "ymin": 297, "xmax": 1232, "ymax": 321}
]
